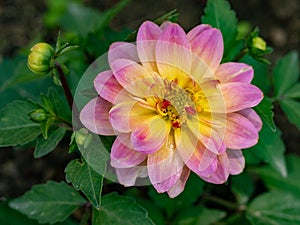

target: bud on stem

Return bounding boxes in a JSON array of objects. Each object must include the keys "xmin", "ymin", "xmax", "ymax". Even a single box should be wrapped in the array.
[{"xmin": 27, "ymin": 43, "xmax": 54, "ymax": 75}]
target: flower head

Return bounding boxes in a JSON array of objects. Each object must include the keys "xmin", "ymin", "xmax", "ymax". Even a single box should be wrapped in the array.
[
  {"xmin": 80, "ymin": 21, "xmax": 263, "ymax": 197},
  {"xmin": 27, "ymin": 43, "xmax": 54, "ymax": 75}
]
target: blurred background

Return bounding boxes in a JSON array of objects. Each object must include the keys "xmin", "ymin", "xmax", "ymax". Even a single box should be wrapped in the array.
[{"xmin": 0, "ymin": 0, "xmax": 299, "ymax": 200}]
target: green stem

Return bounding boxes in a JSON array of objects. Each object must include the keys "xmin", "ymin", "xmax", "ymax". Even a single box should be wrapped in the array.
[
  {"xmin": 202, "ymin": 193, "xmax": 241, "ymax": 211},
  {"xmin": 234, "ymin": 48, "xmax": 249, "ymax": 62}
]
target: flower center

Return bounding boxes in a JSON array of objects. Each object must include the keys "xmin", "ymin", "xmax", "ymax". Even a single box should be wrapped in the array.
[{"xmin": 156, "ymin": 81, "xmax": 203, "ymax": 129}]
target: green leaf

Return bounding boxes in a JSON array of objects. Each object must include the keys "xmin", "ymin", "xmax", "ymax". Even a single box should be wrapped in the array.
[
  {"xmin": 60, "ymin": 3, "xmax": 103, "ymax": 37},
  {"xmin": 34, "ymin": 127, "xmax": 66, "ymax": 158},
  {"xmin": 0, "ymin": 202, "xmax": 40, "ymax": 225},
  {"xmin": 0, "ymin": 202, "xmax": 78, "ymax": 225},
  {"xmin": 94, "ymin": 192, "xmax": 154, "ymax": 225},
  {"xmin": 202, "ymin": 0, "xmax": 238, "ymax": 60},
  {"xmin": 240, "ymin": 54, "xmax": 271, "ymax": 94},
  {"xmin": 134, "ymin": 198, "xmax": 165, "ymax": 225},
  {"xmin": 60, "ymin": 0, "xmax": 129, "ymax": 37},
  {"xmin": 250, "ymin": 121, "xmax": 287, "ymax": 177},
  {"xmin": 225, "ymin": 214, "xmax": 252, "ymax": 225},
  {"xmin": 273, "ymin": 51, "xmax": 299, "ymax": 97},
  {"xmin": 174, "ymin": 207, "xmax": 226, "ymax": 225},
  {"xmin": 94, "ymin": 0, "xmax": 131, "ymax": 32},
  {"xmin": 284, "ymin": 82, "xmax": 300, "ymax": 99},
  {"xmin": 77, "ymin": 133, "xmax": 111, "ymax": 179},
  {"xmin": 9, "ymin": 181, "xmax": 86, "ymax": 224},
  {"xmin": 46, "ymin": 88, "xmax": 72, "ymax": 122},
  {"xmin": 65, "ymin": 159, "xmax": 103, "ymax": 209},
  {"xmin": 0, "ymin": 100, "xmax": 41, "ymax": 147},
  {"xmin": 230, "ymin": 173, "xmax": 255, "ymax": 204},
  {"xmin": 254, "ymin": 97, "xmax": 276, "ymax": 131},
  {"xmin": 254, "ymin": 155, "xmax": 300, "ymax": 199},
  {"xmin": 246, "ymin": 191, "xmax": 300, "ymax": 225},
  {"xmin": 0, "ymin": 56, "xmax": 53, "ymax": 109},
  {"xmin": 148, "ymin": 173, "xmax": 204, "ymax": 218},
  {"xmin": 279, "ymin": 98, "xmax": 300, "ymax": 130}
]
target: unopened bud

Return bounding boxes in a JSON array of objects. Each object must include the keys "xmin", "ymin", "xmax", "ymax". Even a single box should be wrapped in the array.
[
  {"xmin": 252, "ymin": 37, "xmax": 267, "ymax": 51},
  {"xmin": 75, "ymin": 128, "xmax": 92, "ymax": 148},
  {"xmin": 27, "ymin": 43, "xmax": 54, "ymax": 75},
  {"xmin": 29, "ymin": 108, "xmax": 48, "ymax": 122}
]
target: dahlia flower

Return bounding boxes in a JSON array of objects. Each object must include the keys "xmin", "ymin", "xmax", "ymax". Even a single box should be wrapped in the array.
[{"xmin": 80, "ymin": 21, "xmax": 263, "ymax": 197}]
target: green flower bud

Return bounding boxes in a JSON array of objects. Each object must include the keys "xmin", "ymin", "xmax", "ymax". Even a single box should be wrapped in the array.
[
  {"xmin": 29, "ymin": 108, "xmax": 48, "ymax": 122},
  {"xmin": 252, "ymin": 37, "xmax": 267, "ymax": 51},
  {"xmin": 75, "ymin": 128, "xmax": 92, "ymax": 148},
  {"xmin": 27, "ymin": 43, "xmax": 54, "ymax": 75}
]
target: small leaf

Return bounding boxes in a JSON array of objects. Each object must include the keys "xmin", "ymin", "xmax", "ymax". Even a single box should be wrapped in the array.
[
  {"xmin": 79, "ymin": 87, "xmax": 98, "ymax": 99},
  {"xmin": 254, "ymin": 154, "xmax": 300, "ymax": 199},
  {"xmin": 284, "ymin": 82, "xmax": 300, "ymax": 99},
  {"xmin": 254, "ymin": 97, "xmax": 276, "ymax": 131},
  {"xmin": 58, "ymin": 45, "xmax": 80, "ymax": 57},
  {"xmin": 250, "ymin": 121, "xmax": 287, "ymax": 177},
  {"xmin": 246, "ymin": 191, "xmax": 300, "ymax": 225},
  {"xmin": 34, "ymin": 127, "xmax": 66, "ymax": 158},
  {"xmin": 154, "ymin": 9, "xmax": 179, "ymax": 25},
  {"xmin": 174, "ymin": 207, "xmax": 226, "ymax": 225},
  {"xmin": 9, "ymin": 181, "xmax": 86, "ymax": 224},
  {"xmin": 273, "ymin": 51, "xmax": 299, "ymax": 97},
  {"xmin": 0, "ymin": 100, "xmax": 41, "ymax": 147},
  {"xmin": 202, "ymin": 0, "xmax": 238, "ymax": 60},
  {"xmin": 125, "ymin": 9, "xmax": 179, "ymax": 42},
  {"xmin": 65, "ymin": 159, "xmax": 103, "ymax": 209},
  {"xmin": 78, "ymin": 133, "xmax": 111, "ymax": 178},
  {"xmin": 94, "ymin": 192, "xmax": 154, "ymax": 225},
  {"xmin": 279, "ymin": 98, "xmax": 300, "ymax": 130}
]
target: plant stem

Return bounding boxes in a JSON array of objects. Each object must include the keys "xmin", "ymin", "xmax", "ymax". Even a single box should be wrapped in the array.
[
  {"xmin": 54, "ymin": 62, "xmax": 73, "ymax": 110},
  {"xmin": 234, "ymin": 48, "xmax": 248, "ymax": 62},
  {"xmin": 202, "ymin": 193, "xmax": 241, "ymax": 211}
]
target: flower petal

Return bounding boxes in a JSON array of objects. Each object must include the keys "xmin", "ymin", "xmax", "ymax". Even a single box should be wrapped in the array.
[
  {"xmin": 215, "ymin": 62, "xmax": 254, "ymax": 83},
  {"xmin": 115, "ymin": 166, "xmax": 147, "ymax": 187},
  {"xmin": 109, "ymin": 101, "xmax": 155, "ymax": 133},
  {"xmin": 137, "ymin": 21, "xmax": 162, "ymax": 72},
  {"xmin": 110, "ymin": 58, "xmax": 163, "ymax": 97},
  {"xmin": 187, "ymin": 24, "xmax": 223, "ymax": 74},
  {"xmin": 227, "ymin": 149, "xmax": 245, "ymax": 175},
  {"xmin": 238, "ymin": 108, "xmax": 262, "ymax": 131},
  {"xmin": 219, "ymin": 82, "xmax": 263, "ymax": 113},
  {"xmin": 131, "ymin": 115, "xmax": 171, "ymax": 154},
  {"xmin": 175, "ymin": 127, "xmax": 217, "ymax": 177},
  {"xmin": 186, "ymin": 116, "xmax": 226, "ymax": 154},
  {"xmin": 201, "ymin": 154, "xmax": 229, "ymax": 184},
  {"xmin": 148, "ymin": 134, "xmax": 185, "ymax": 193},
  {"xmin": 197, "ymin": 79, "xmax": 227, "ymax": 113},
  {"xmin": 108, "ymin": 42, "xmax": 139, "ymax": 65},
  {"xmin": 111, "ymin": 133, "xmax": 147, "ymax": 168},
  {"xmin": 156, "ymin": 23, "xmax": 192, "ymax": 86},
  {"xmin": 94, "ymin": 70, "xmax": 131, "ymax": 104},
  {"xmin": 80, "ymin": 97, "xmax": 115, "ymax": 135},
  {"xmin": 224, "ymin": 113, "xmax": 259, "ymax": 149},
  {"xmin": 167, "ymin": 166, "xmax": 190, "ymax": 198}
]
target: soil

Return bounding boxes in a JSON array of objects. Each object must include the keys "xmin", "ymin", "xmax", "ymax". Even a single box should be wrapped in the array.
[{"xmin": 0, "ymin": 0, "xmax": 299, "ymax": 199}]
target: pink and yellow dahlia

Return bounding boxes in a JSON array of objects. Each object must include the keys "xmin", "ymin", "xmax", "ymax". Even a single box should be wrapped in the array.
[{"xmin": 80, "ymin": 21, "xmax": 263, "ymax": 197}]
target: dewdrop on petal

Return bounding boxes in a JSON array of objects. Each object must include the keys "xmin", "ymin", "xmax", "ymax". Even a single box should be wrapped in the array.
[{"xmin": 27, "ymin": 43, "xmax": 54, "ymax": 75}]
